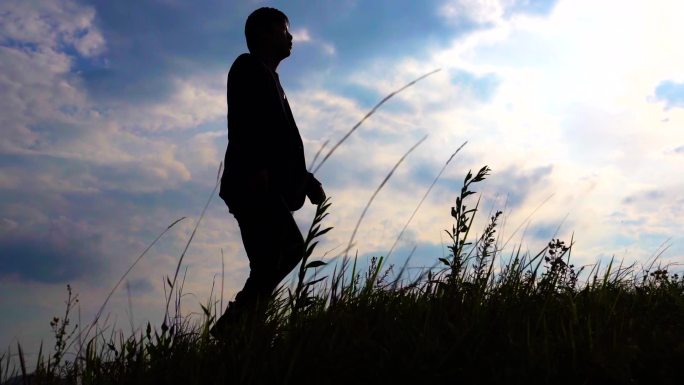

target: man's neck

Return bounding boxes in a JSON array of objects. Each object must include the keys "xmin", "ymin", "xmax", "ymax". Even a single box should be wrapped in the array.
[{"xmin": 253, "ymin": 52, "xmax": 280, "ymax": 72}]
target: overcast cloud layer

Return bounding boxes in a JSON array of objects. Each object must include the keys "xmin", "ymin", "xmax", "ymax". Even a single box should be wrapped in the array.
[{"xmin": 1, "ymin": 0, "xmax": 683, "ymax": 358}]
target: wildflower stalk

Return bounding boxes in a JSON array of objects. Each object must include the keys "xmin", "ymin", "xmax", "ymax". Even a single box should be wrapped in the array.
[
  {"xmin": 442, "ymin": 165, "xmax": 490, "ymax": 283},
  {"xmin": 292, "ymin": 198, "xmax": 333, "ymax": 313}
]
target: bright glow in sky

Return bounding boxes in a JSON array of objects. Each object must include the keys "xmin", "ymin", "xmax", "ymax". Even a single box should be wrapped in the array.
[{"xmin": 1, "ymin": 0, "xmax": 683, "ymax": 360}]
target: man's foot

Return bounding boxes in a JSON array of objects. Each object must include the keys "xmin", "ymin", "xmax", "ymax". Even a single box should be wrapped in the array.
[
  {"xmin": 210, "ymin": 302, "xmax": 243, "ymax": 340},
  {"xmin": 210, "ymin": 298, "xmax": 273, "ymax": 340}
]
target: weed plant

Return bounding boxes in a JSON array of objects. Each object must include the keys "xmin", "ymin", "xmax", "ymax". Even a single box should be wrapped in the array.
[{"xmin": 2, "ymin": 166, "xmax": 683, "ymax": 385}]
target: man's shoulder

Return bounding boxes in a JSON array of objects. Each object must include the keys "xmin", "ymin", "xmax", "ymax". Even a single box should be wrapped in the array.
[
  {"xmin": 233, "ymin": 52, "xmax": 254, "ymax": 65},
  {"xmin": 230, "ymin": 53, "xmax": 263, "ymax": 76}
]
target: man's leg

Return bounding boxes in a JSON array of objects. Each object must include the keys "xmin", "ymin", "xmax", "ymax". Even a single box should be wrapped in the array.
[{"xmin": 214, "ymin": 195, "xmax": 304, "ymax": 331}]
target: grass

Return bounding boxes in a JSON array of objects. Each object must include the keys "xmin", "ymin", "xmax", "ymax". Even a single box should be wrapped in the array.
[{"xmin": 2, "ymin": 166, "xmax": 683, "ymax": 385}]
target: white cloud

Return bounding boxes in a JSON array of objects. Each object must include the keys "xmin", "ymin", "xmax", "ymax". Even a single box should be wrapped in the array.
[
  {"xmin": 290, "ymin": 27, "xmax": 336, "ymax": 56},
  {"xmin": 72, "ymin": 27, "xmax": 106, "ymax": 57},
  {"xmin": 320, "ymin": 42, "xmax": 336, "ymax": 56},
  {"xmin": 0, "ymin": 0, "xmax": 103, "ymax": 156},
  {"xmin": 431, "ymin": 0, "xmax": 684, "ymax": 264},
  {"xmin": 291, "ymin": 28, "xmax": 312, "ymax": 43},
  {"xmin": 0, "ymin": 0, "xmax": 226, "ymax": 193},
  {"xmin": 287, "ymin": 0, "xmax": 684, "ymax": 269},
  {"xmin": 440, "ymin": 0, "xmax": 513, "ymax": 25},
  {"xmin": 0, "ymin": 0, "xmax": 105, "ymax": 57},
  {"xmin": 0, "ymin": 42, "xmax": 81, "ymax": 153},
  {"xmin": 118, "ymin": 74, "xmax": 226, "ymax": 132}
]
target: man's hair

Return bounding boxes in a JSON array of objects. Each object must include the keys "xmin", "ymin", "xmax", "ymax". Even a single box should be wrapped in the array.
[{"xmin": 245, "ymin": 7, "xmax": 289, "ymax": 53}]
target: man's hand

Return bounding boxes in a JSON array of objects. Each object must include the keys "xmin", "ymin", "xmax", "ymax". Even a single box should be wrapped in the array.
[{"xmin": 306, "ymin": 177, "xmax": 326, "ymax": 205}]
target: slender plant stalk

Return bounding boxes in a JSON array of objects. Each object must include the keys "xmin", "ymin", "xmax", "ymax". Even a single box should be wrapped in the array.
[
  {"xmin": 70, "ymin": 216, "xmax": 186, "ymax": 357},
  {"xmin": 500, "ymin": 193, "xmax": 555, "ymax": 251},
  {"xmin": 308, "ymin": 139, "xmax": 330, "ymax": 172},
  {"xmin": 343, "ymin": 135, "xmax": 428, "ymax": 268},
  {"xmin": 126, "ymin": 281, "xmax": 134, "ymax": 335},
  {"xmin": 293, "ymin": 198, "xmax": 333, "ymax": 311},
  {"xmin": 386, "ymin": 141, "xmax": 468, "ymax": 262},
  {"xmin": 312, "ymin": 69, "xmax": 440, "ymax": 173},
  {"xmin": 390, "ymin": 244, "xmax": 417, "ymax": 290},
  {"xmin": 17, "ymin": 343, "xmax": 26, "ymax": 385},
  {"xmin": 163, "ymin": 163, "xmax": 223, "ymax": 324},
  {"xmin": 220, "ymin": 249, "xmax": 225, "ymax": 314}
]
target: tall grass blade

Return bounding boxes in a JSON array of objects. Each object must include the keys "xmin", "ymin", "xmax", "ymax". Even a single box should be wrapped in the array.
[
  {"xmin": 220, "ymin": 248, "xmax": 225, "ymax": 314},
  {"xmin": 313, "ymin": 69, "xmax": 440, "ymax": 173},
  {"xmin": 386, "ymin": 141, "xmax": 467, "ymax": 261},
  {"xmin": 500, "ymin": 193, "xmax": 555, "ymax": 251},
  {"xmin": 17, "ymin": 343, "xmax": 26, "ymax": 385},
  {"xmin": 164, "ymin": 163, "xmax": 223, "ymax": 324},
  {"xmin": 34, "ymin": 341, "xmax": 42, "ymax": 376},
  {"xmin": 2, "ymin": 347, "xmax": 11, "ymax": 383},
  {"xmin": 126, "ymin": 280, "xmax": 135, "ymax": 334},
  {"xmin": 71, "ymin": 215, "xmax": 186, "ymax": 357},
  {"xmin": 308, "ymin": 139, "xmax": 330, "ymax": 172},
  {"xmin": 391, "ymin": 245, "xmax": 417, "ymax": 291},
  {"xmin": 344, "ymin": 135, "xmax": 428, "ymax": 261}
]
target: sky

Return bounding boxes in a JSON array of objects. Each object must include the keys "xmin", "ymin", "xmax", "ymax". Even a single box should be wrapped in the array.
[{"xmin": 1, "ymin": 0, "xmax": 683, "ymax": 363}]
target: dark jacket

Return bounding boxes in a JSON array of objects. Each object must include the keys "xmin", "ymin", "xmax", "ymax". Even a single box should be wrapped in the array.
[{"xmin": 219, "ymin": 53, "xmax": 313, "ymax": 212}]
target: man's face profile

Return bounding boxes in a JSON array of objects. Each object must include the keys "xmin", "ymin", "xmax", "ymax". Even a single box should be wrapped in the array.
[{"xmin": 261, "ymin": 21, "xmax": 293, "ymax": 60}]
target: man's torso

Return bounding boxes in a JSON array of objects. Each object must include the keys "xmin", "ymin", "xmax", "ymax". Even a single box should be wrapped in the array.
[{"xmin": 220, "ymin": 53, "xmax": 308, "ymax": 212}]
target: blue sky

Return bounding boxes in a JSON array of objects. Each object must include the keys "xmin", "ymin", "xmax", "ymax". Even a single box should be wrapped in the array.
[{"xmin": 2, "ymin": 0, "xmax": 684, "ymax": 362}]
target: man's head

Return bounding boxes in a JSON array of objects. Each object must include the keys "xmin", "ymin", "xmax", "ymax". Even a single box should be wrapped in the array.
[{"xmin": 245, "ymin": 7, "xmax": 292, "ymax": 60}]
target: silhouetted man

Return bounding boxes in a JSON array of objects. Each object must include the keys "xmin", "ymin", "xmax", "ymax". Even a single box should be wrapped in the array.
[{"xmin": 212, "ymin": 7, "xmax": 326, "ymax": 337}]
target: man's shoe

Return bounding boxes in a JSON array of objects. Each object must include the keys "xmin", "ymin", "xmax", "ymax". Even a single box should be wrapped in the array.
[{"xmin": 210, "ymin": 302, "xmax": 242, "ymax": 340}]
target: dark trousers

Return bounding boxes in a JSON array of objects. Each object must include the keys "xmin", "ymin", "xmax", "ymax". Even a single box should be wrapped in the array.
[{"xmin": 224, "ymin": 194, "xmax": 304, "ymax": 319}]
